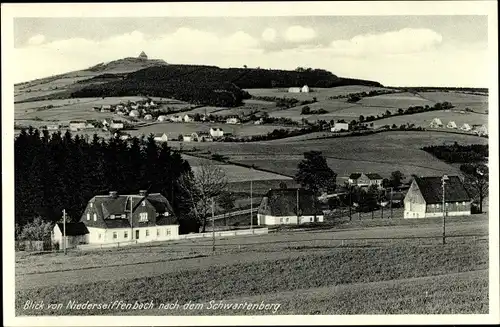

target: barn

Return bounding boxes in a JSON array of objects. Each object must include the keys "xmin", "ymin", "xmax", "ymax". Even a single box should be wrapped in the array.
[{"xmin": 404, "ymin": 176, "xmax": 471, "ymax": 219}]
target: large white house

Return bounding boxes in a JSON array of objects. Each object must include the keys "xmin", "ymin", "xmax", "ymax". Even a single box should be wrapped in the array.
[
  {"xmin": 80, "ymin": 191, "xmax": 179, "ymax": 244},
  {"xmin": 210, "ymin": 127, "xmax": 224, "ymax": 138},
  {"xmin": 257, "ymin": 188, "xmax": 324, "ymax": 225},
  {"xmin": 404, "ymin": 176, "xmax": 471, "ymax": 219},
  {"xmin": 226, "ymin": 117, "xmax": 241, "ymax": 124}
]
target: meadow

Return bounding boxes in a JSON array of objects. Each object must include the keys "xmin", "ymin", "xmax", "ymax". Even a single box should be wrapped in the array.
[
  {"xmin": 174, "ymin": 131, "xmax": 487, "ymax": 178},
  {"xmin": 16, "ymin": 235, "xmax": 488, "ymax": 315},
  {"xmin": 373, "ymin": 110, "xmax": 488, "ymax": 129}
]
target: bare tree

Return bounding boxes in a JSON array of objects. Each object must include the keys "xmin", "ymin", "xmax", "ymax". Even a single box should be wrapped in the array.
[
  {"xmin": 178, "ymin": 162, "xmax": 228, "ymax": 232},
  {"xmin": 462, "ymin": 163, "xmax": 489, "ymax": 213}
]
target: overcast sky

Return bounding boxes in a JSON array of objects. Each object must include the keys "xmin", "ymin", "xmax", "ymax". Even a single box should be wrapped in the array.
[{"xmin": 13, "ymin": 15, "xmax": 489, "ymax": 87}]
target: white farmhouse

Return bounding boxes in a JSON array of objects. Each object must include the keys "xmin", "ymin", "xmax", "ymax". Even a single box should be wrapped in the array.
[
  {"xmin": 331, "ymin": 122, "xmax": 349, "ymax": 132},
  {"xmin": 154, "ymin": 133, "xmax": 168, "ymax": 143},
  {"xmin": 80, "ymin": 191, "xmax": 179, "ymax": 245},
  {"xmin": 301, "ymin": 85, "xmax": 310, "ymax": 93},
  {"xmin": 447, "ymin": 121, "xmax": 458, "ymax": 129},
  {"xmin": 157, "ymin": 115, "xmax": 168, "ymax": 122},
  {"xmin": 288, "ymin": 87, "xmax": 301, "ymax": 93},
  {"xmin": 257, "ymin": 188, "xmax": 324, "ymax": 225},
  {"xmin": 170, "ymin": 115, "xmax": 183, "ymax": 123},
  {"xmin": 429, "ymin": 118, "xmax": 443, "ymax": 128},
  {"xmin": 461, "ymin": 123, "xmax": 472, "ymax": 131},
  {"xmin": 144, "ymin": 114, "xmax": 153, "ymax": 120},
  {"xmin": 226, "ymin": 117, "xmax": 241, "ymax": 124},
  {"xmin": 183, "ymin": 114, "xmax": 194, "ymax": 123},
  {"xmin": 210, "ymin": 127, "xmax": 224, "ymax": 138},
  {"xmin": 129, "ymin": 110, "xmax": 140, "ymax": 117}
]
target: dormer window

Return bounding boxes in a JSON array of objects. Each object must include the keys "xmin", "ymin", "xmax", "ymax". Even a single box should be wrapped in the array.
[
  {"xmin": 110, "ymin": 214, "xmax": 115, "ymax": 219},
  {"xmin": 165, "ymin": 211, "xmax": 170, "ymax": 216},
  {"xmin": 90, "ymin": 202, "xmax": 93, "ymax": 208},
  {"xmin": 142, "ymin": 201, "xmax": 146, "ymax": 207}
]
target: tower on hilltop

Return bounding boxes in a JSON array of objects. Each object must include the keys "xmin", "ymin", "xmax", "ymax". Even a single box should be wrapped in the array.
[{"xmin": 138, "ymin": 51, "xmax": 148, "ymax": 60}]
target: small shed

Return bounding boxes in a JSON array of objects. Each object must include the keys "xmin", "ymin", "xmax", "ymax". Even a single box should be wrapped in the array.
[{"xmin": 52, "ymin": 222, "xmax": 89, "ymax": 249}]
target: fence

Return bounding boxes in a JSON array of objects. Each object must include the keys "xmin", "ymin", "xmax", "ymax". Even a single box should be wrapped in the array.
[
  {"xmin": 15, "ymin": 240, "xmax": 54, "ymax": 252},
  {"xmin": 76, "ymin": 228, "xmax": 269, "ymax": 251}
]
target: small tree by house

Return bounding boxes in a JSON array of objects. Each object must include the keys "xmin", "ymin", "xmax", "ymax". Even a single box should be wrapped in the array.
[
  {"xmin": 18, "ymin": 216, "xmax": 53, "ymax": 241},
  {"xmin": 295, "ymin": 151, "xmax": 337, "ymax": 194},
  {"xmin": 461, "ymin": 163, "xmax": 488, "ymax": 213},
  {"xmin": 389, "ymin": 170, "xmax": 405, "ymax": 188}
]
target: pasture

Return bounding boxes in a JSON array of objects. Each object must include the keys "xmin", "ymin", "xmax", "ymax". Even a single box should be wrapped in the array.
[
  {"xmin": 245, "ymin": 86, "xmax": 392, "ymax": 101},
  {"xmin": 418, "ymin": 91, "xmax": 488, "ymax": 113},
  {"xmin": 172, "ymin": 131, "xmax": 488, "ymax": 178},
  {"xmin": 15, "ymin": 214, "xmax": 488, "ymax": 315},
  {"xmin": 373, "ymin": 110, "xmax": 488, "ymax": 129}
]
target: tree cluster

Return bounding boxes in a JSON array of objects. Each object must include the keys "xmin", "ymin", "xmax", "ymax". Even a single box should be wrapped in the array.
[
  {"xmin": 421, "ymin": 143, "xmax": 488, "ymax": 163},
  {"xmin": 15, "ymin": 128, "xmax": 193, "ymax": 230}
]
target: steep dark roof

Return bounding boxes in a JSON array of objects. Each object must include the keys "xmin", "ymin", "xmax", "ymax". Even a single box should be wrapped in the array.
[
  {"xmin": 258, "ymin": 188, "xmax": 323, "ymax": 217},
  {"xmin": 156, "ymin": 215, "xmax": 179, "ymax": 225},
  {"xmin": 147, "ymin": 193, "xmax": 174, "ymax": 214},
  {"xmin": 104, "ymin": 219, "xmax": 131, "ymax": 228},
  {"xmin": 349, "ymin": 173, "xmax": 362, "ymax": 180},
  {"xmin": 366, "ymin": 173, "xmax": 383, "ymax": 180},
  {"xmin": 56, "ymin": 222, "xmax": 89, "ymax": 236},
  {"xmin": 414, "ymin": 176, "xmax": 471, "ymax": 204}
]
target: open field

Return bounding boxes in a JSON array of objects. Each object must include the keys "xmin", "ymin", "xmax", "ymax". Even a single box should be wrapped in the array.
[
  {"xmin": 16, "ymin": 222, "xmax": 488, "ymax": 315},
  {"xmin": 246, "ymin": 86, "xmax": 392, "ymax": 101},
  {"xmin": 373, "ymin": 110, "xmax": 488, "ymax": 129},
  {"xmin": 358, "ymin": 92, "xmax": 434, "ymax": 108},
  {"xmin": 418, "ymin": 91, "xmax": 488, "ymax": 113},
  {"xmin": 172, "ymin": 131, "xmax": 487, "ymax": 178}
]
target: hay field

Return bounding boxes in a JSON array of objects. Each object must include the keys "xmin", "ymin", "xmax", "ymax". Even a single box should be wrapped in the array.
[
  {"xmin": 373, "ymin": 110, "xmax": 488, "ymax": 128},
  {"xmin": 171, "ymin": 131, "xmax": 487, "ymax": 178},
  {"xmin": 417, "ymin": 91, "xmax": 488, "ymax": 113},
  {"xmin": 246, "ymin": 86, "xmax": 392, "ymax": 101},
  {"xmin": 358, "ymin": 92, "xmax": 434, "ymax": 108}
]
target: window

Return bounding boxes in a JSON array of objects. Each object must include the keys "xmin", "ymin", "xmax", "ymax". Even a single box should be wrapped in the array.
[
  {"xmin": 121, "ymin": 214, "xmax": 126, "ymax": 219},
  {"xmin": 286, "ymin": 218, "xmax": 290, "ymax": 223},
  {"xmin": 431, "ymin": 204, "xmax": 435, "ymax": 208},
  {"xmin": 446, "ymin": 203, "xmax": 449, "ymax": 207},
  {"xmin": 124, "ymin": 231, "xmax": 128, "ymax": 238},
  {"xmin": 166, "ymin": 229, "xmax": 171, "ymax": 236},
  {"xmin": 87, "ymin": 213, "xmax": 90, "ymax": 220},
  {"xmin": 165, "ymin": 211, "xmax": 170, "ymax": 216},
  {"xmin": 310, "ymin": 217, "xmax": 313, "ymax": 222},
  {"xmin": 113, "ymin": 232, "xmax": 117, "ymax": 239},
  {"xmin": 280, "ymin": 218, "xmax": 283, "ymax": 223},
  {"xmin": 90, "ymin": 202, "xmax": 93, "ymax": 208},
  {"xmin": 142, "ymin": 201, "xmax": 146, "ymax": 207},
  {"xmin": 146, "ymin": 230, "xmax": 150, "ymax": 237},
  {"xmin": 110, "ymin": 214, "xmax": 115, "ymax": 219},
  {"xmin": 157, "ymin": 229, "xmax": 160, "ymax": 236},
  {"xmin": 98, "ymin": 234, "xmax": 102, "ymax": 239},
  {"xmin": 462, "ymin": 202, "xmax": 466, "ymax": 206},
  {"xmin": 139, "ymin": 212, "xmax": 148, "ymax": 222},
  {"xmin": 93, "ymin": 213, "xmax": 97, "ymax": 221},
  {"xmin": 436, "ymin": 204, "xmax": 440, "ymax": 209}
]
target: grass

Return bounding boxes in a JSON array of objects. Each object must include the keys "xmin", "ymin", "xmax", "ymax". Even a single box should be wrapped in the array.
[
  {"xmin": 172, "ymin": 131, "xmax": 487, "ymax": 178},
  {"xmin": 373, "ymin": 110, "xmax": 487, "ymax": 129},
  {"xmin": 16, "ymin": 242, "xmax": 488, "ymax": 315}
]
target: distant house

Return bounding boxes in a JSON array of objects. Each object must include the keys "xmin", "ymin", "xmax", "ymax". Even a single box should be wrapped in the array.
[
  {"xmin": 257, "ymin": 188, "xmax": 324, "ymax": 225},
  {"xmin": 93, "ymin": 106, "xmax": 101, "ymax": 112},
  {"xmin": 447, "ymin": 121, "xmax": 457, "ymax": 129},
  {"xmin": 288, "ymin": 87, "xmax": 301, "ymax": 93},
  {"xmin": 131, "ymin": 104, "xmax": 140, "ymax": 111},
  {"xmin": 69, "ymin": 121, "xmax": 86, "ymax": 132},
  {"xmin": 119, "ymin": 134, "xmax": 131, "ymax": 141},
  {"xmin": 473, "ymin": 124, "xmax": 488, "ymax": 136},
  {"xmin": 144, "ymin": 102, "xmax": 150, "ymax": 108},
  {"xmin": 116, "ymin": 105, "xmax": 124, "ymax": 111},
  {"xmin": 348, "ymin": 173, "xmax": 383, "ymax": 187},
  {"xmin": 81, "ymin": 191, "xmax": 179, "ymax": 244},
  {"xmin": 157, "ymin": 115, "xmax": 168, "ymax": 122},
  {"xmin": 116, "ymin": 111, "xmax": 126, "ymax": 116},
  {"xmin": 170, "ymin": 115, "xmax": 183, "ymax": 123},
  {"xmin": 144, "ymin": 114, "xmax": 153, "ymax": 120},
  {"xmin": 138, "ymin": 51, "xmax": 148, "ymax": 60},
  {"xmin": 461, "ymin": 123, "xmax": 472, "ymax": 132},
  {"xmin": 149, "ymin": 100, "xmax": 156, "ymax": 107},
  {"xmin": 183, "ymin": 114, "xmax": 194, "ymax": 123},
  {"xmin": 210, "ymin": 127, "xmax": 224, "ymax": 138},
  {"xmin": 404, "ymin": 176, "xmax": 471, "ymax": 218},
  {"xmin": 301, "ymin": 85, "xmax": 310, "ymax": 93},
  {"xmin": 52, "ymin": 222, "xmax": 89, "ymax": 249},
  {"xmin": 129, "ymin": 110, "xmax": 140, "ymax": 117},
  {"xmin": 331, "ymin": 122, "xmax": 349, "ymax": 132},
  {"xmin": 226, "ymin": 117, "xmax": 241, "ymax": 124},
  {"xmin": 197, "ymin": 133, "xmax": 213, "ymax": 142},
  {"xmin": 46, "ymin": 124, "xmax": 60, "ymax": 131},
  {"xmin": 110, "ymin": 121, "xmax": 124, "ymax": 130},
  {"xmin": 182, "ymin": 134, "xmax": 193, "ymax": 142},
  {"xmin": 429, "ymin": 118, "xmax": 443, "ymax": 128},
  {"xmin": 154, "ymin": 133, "xmax": 168, "ymax": 143},
  {"xmin": 254, "ymin": 118, "xmax": 264, "ymax": 125},
  {"xmin": 100, "ymin": 105, "xmax": 112, "ymax": 113},
  {"xmin": 86, "ymin": 123, "xmax": 96, "ymax": 129}
]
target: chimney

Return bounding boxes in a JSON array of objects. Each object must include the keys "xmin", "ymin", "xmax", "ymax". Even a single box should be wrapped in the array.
[
  {"xmin": 139, "ymin": 190, "xmax": 148, "ymax": 197},
  {"xmin": 109, "ymin": 191, "xmax": 118, "ymax": 198}
]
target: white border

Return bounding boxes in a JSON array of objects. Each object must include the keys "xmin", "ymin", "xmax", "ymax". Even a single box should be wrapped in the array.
[{"xmin": 2, "ymin": 1, "xmax": 499, "ymax": 326}]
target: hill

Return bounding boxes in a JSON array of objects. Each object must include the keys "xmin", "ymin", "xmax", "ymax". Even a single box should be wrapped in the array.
[{"xmin": 15, "ymin": 57, "xmax": 383, "ymax": 107}]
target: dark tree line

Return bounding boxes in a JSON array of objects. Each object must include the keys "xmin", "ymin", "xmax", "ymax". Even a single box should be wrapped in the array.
[
  {"xmin": 421, "ymin": 143, "xmax": 488, "ymax": 163},
  {"xmin": 15, "ymin": 128, "xmax": 194, "ymax": 230}
]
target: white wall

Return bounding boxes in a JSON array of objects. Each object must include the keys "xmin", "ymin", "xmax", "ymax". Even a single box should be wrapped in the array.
[
  {"xmin": 258, "ymin": 215, "xmax": 324, "ymax": 225},
  {"xmin": 87, "ymin": 225, "xmax": 179, "ymax": 244}
]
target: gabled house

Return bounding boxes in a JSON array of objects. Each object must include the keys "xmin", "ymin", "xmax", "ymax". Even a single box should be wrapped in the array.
[
  {"xmin": 257, "ymin": 188, "xmax": 324, "ymax": 225},
  {"xmin": 331, "ymin": 122, "xmax": 349, "ymax": 132},
  {"xmin": 170, "ymin": 115, "xmax": 183, "ymax": 123},
  {"xmin": 144, "ymin": 114, "xmax": 153, "ymax": 120},
  {"xmin": 183, "ymin": 114, "xmax": 194, "ymax": 123},
  {"xmin": 301, "ymin": 85, "xmax": 310, "ymax": 93},
  {"xmin": 210, "ymin": 127, "xmax": 224, "ymax": 138},
  {"xmin": 182, "ymin": 134, "xmax": 193, "ymax": 142},
  {"xmin": 348, "ymin": 173, "xmax": 383, "ymax": 187},
  {"xmin": 157, "ymin": 115, "xmax": 168, "ymax": 122},
  {"xmin": 226, "ymin": 117, "xmax": 241, "ymax": 124},
  {"xmin": 429, "ymin": 118, "xmax": 443, "ymax": 128},
  {"xmin": 154, "ymin": 133, "xmax": 168, "ymax": 143},
  {"xmin": 69, "ymin": 121, "xmax": 86, "ymax": 132},
  {"xmin": 129, "ymin": 110, "xmax": 140, "ymax": 117},
  {"xmin": 52, "ymin": 222, "xmax": 89, "ymax": 249},
  {"xmin": 288, "ymin": 87, "xmax": 301, "ymax": 93},
  {"xmin": 100, "ymin": 105, "xmax": 112, "ymax": 113},
  {"xmin": 46, "ymin": 124, "xmax": 60, "ymax": 131},
  {"xmin": 81, "ymin": 191, "xmax": 179, "ymax": 244},
  {"xmin": 473, "ymin": 124, "xmax": 488, "ymax": 136},
  {"xmin": 198, "ymin": 133, "xmax": 213, "ymax": 142},
  {"xmin": 110, "ymin": 121, "xmax": 124, "ymax": 130},
  {"xmin": 404, "ymin": 176, "xmax": 471, "ymax": 219},
  {"xmin": 447, "ymin": 121, "xmax": 458, "ymax": 129},
  {"xmin": 461, "ymin": 123, "xmax": 472, "ymax": 131}
]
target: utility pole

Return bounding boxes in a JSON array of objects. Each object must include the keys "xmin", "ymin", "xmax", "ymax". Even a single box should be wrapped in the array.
[
  {"xmin": 296, "ymin": 188, "xmax": 299, "ymax": 224},
  {"xmin": 390, "ymin": 187, "xmax": 393, "ymax": 219},
  {"xmin": 250, "ymin": 178, "xmax": 253, "ymax": 229},
  {"xmin": 442, "ymin": 175, "xmax": 448, "ymax": 245},
  {"xmin": 62, "ymin": 209, "xmax": 67, "ymax": 255},
  {"xmin": 212, "ymin": 197, "xmax": 215, "ymax": 253},
  {"xmin": 130, "ymin": 196, "xmax": 133, "ymax": 243},
  {"xmin": 348, "ymin": 186, "xmax": 352, "ymax": 221}
]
